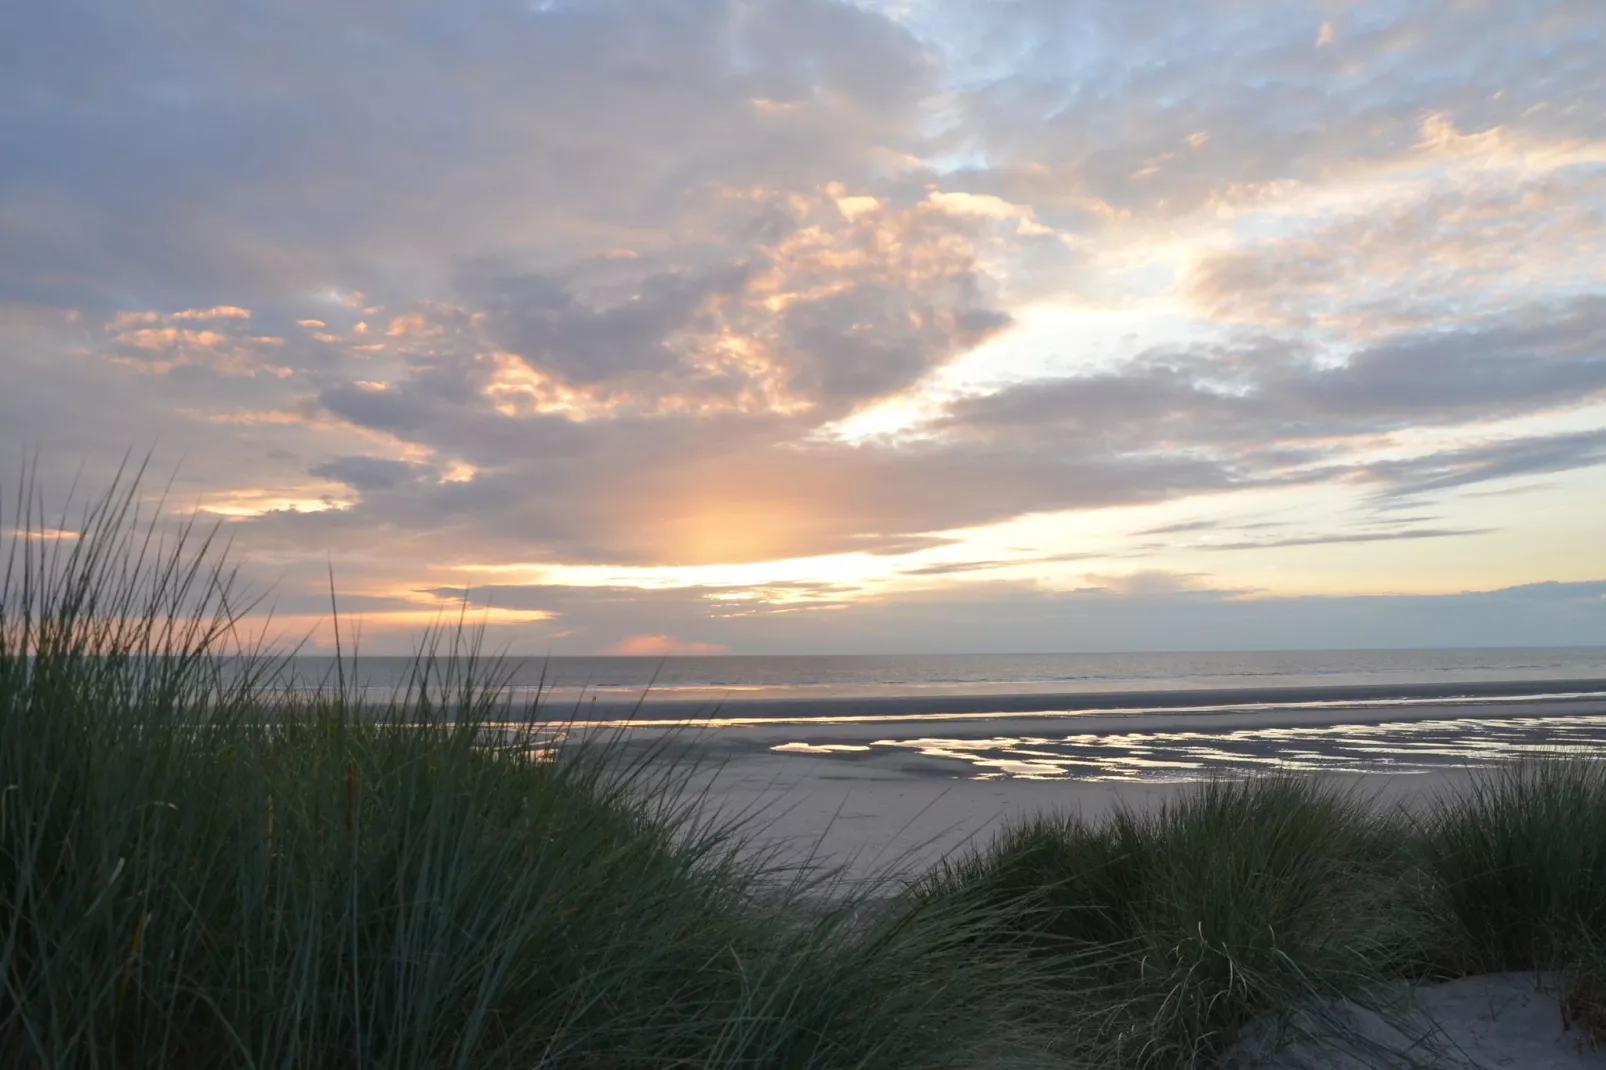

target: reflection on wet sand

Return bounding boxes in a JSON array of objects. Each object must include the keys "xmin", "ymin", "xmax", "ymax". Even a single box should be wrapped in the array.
[{"xmin": 774, "ymin": 711, "xmax": 1606, "ymax": 781}]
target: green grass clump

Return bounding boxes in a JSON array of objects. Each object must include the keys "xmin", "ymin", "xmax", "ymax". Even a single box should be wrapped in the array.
[
  {"xmin": 918, "ymin": 760, "xmax": 1606, "ymax": 1065},
  {"xmin": 1420, "ymin": 757, "xmax": 1606, "ymax": 1032},
  {"xmin": 1421, "ymin": 758, "xmax": 1606, "ymax": 971},
  {"xmin": 0, "ymin": 471, "xmax": 1051, "ymax": 1069},
  {"xmin": 920, "ymin": 777, "xmax": 1412, "ymax": 1067}
]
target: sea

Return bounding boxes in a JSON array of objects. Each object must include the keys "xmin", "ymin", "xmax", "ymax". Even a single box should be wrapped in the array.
[
  {"xmin": 275, "ymin": 648, "xmax": 1606, "ymax": 781},
  {"xmin": 280, "ymin": 647, "xmax": 1606, "ymax": 706}
]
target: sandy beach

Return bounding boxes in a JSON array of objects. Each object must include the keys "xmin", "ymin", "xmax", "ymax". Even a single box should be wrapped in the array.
[{"xmin": 685, "ymin": 749, "xmax": 1477, "ymax": 881}]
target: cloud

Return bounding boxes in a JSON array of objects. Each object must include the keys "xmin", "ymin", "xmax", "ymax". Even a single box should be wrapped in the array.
[
  {"xmin": 308, "ymin": 456, "xmax": 435, "ymax": 493},
  {"xmin": 1137, "ymin": 519, "xmax": 1221, "ymax": 536},
  {"xmin": 606, "ymin": 634, "xmax": 732, "ymax": 656},
  {"xmin": 949, "ymin": 295, "xmax": 1606, "ymax": 443},
  {"xmin": 1076, "ymin": 570, "xmax": 1232, "ymax": 597},
  {"xmin": 198, "ymin": 287, "xmax": 1606, "ymax": 568},
  {"xmin": 170, "ymin": 306, "xmax": 251, "ymax": 321},
  {"xmin": 897, "ymin": 560, "xmax": 1015, "ymax": 576},
  {"xmin": 1361, "ymin": 428, "xmax": 1606, "ymax": 499},
  {"xmin": 937, "ymin": 0, "xmax": 1606, "ymax": 220},
  {"xmin": 0, "ymin": 0, "xmax": 939, "ymax": 308},
  {"xmin": 456, "ymin": 187, "xmax": 1013, "ymax": 415},
  {"xmin": 1187, "ymin": 169, "xmax": 1606, "ymax": 335},
  {"xmin": 1201, "ymin": 527, "xmax": 1494, "ymax": 552},
  {"xmin": 100, "ymin": 305, "xmax": 292, "ymax": 379},
  {"xmin": 898, "ymin": 550, "xmax": 1098, "ymax": 576},
  {"xmin": 255, "ymin": 417, "xmax": 1241, "ymax": 565}
]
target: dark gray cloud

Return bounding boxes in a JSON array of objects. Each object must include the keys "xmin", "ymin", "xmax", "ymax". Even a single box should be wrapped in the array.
[
  {"xmin": 472, "ymin": 263, "xmax": 754, "ymax": 386},
  {"xmin": 1360, "ymin": 428, "xmax": 1606, "ymax": 499},
  {"xmin": 309, "ymin": 456, "xmax": 435, "ymax": 493},
  {"xmin": 950, "ymin": 296, "xmax": 1606, "ymax": 445}
]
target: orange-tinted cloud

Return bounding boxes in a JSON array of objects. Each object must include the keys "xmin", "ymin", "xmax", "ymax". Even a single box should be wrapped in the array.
[
  {"xmin": 606, "ymin": 634, "xmax": 732, "ymax": 656},
  {"xmin": 169, "ymin": 305, "xmax": 251, "ymax": 321},
  {"xmin": 102, "ymin": 305, "xmax": 290, "ymax": 377},
  {"xmin": 434, "ymin": 184, "xmax": 1013, "ymax": 423}
]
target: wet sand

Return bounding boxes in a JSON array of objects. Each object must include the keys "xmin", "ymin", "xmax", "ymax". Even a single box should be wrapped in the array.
[
  {"xmin": 599, "ymin": 694, "xmax": 1606, "ymax": 750},
  {"xmin": 599, "ymin": 686, "xmax": 1606, "ymax": 882}
]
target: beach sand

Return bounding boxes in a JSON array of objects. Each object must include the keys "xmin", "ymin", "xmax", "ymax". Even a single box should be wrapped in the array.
[{"xmin": 684, "ymin": 748, "xmax": 1479, "ymax": 882}]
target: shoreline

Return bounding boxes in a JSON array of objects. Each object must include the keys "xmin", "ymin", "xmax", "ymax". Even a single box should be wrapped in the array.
[
  {"xmin": 564, "ymin": 692, "xmax": 1606, "ymax": 756},
  {"xmin": 554, "ymin": 676, "xmax": 1606, "ymax": 723}
]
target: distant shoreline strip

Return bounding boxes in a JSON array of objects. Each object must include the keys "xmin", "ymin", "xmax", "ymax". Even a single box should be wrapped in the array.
[
  {"xmin": 532, "ymin": 678, "xmax": 1606, "ymax": 728},
  {"xmin": 277, "ymin": 678, "xmax": 1606, "ymax": 728}
]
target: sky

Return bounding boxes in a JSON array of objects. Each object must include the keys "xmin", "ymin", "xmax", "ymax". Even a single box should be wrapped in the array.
[{"xmin": 3, "ymin": 0, "xmax": 1606, "ymax": 655}]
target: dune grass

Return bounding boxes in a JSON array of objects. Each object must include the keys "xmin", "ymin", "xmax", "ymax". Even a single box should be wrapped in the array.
[
  {"xmin": 0, "ymin": 473, "xmax": 1056, "ymax": 1069},
  {"xmin": 1418, "ymin": 757, "xmax": 1606, "ymax": 1033},
  {"xmin": 916, "ymin": 777, "xmax": 1419, "ymax": 1067},
  {"xmin": 918, "ymin": 760, "xmax": 1606, "ymax": 1066},
  {"xmin": 1420, "ymin": 758, "xmax": 1606, "ymax": 971}
]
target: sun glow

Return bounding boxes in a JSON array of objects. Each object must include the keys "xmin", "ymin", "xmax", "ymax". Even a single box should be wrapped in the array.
[
  {"xmin": 200, "ymin": 490, "xmax": 353, "ymax": 518},
  {"xmin": 448, "ymin": 552, "xmax": 890, "ymax": 592}
]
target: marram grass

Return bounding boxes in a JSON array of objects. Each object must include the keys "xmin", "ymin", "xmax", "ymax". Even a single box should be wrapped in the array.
[
  {"xmin": 915, "ymin": 776, "xmax": 1420, "ymax": 1067},
  {"xmin": 922, "ymin": 760, "xmax": 1606, "ymax": 1067},
  {"xmin": 1417, "ymin": 755, "xmax": 1606, "ymax": 1033}
]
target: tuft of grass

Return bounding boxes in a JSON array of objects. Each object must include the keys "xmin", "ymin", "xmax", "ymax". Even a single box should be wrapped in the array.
[
  {"xmin": 1420, "ymin": 757, "xmax": 1606, "ymax": 973},
  {"xmin": 1420, "ymin": 756, "xmax": 1606, "ymax": 1043},
  {"xmin": 0, "ymin": 467, "xmax": 1057, "ymax": 1069},
  {"xmin": 919, "ymin": 777, "xmax": 1413, "ymax": 1067}
]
